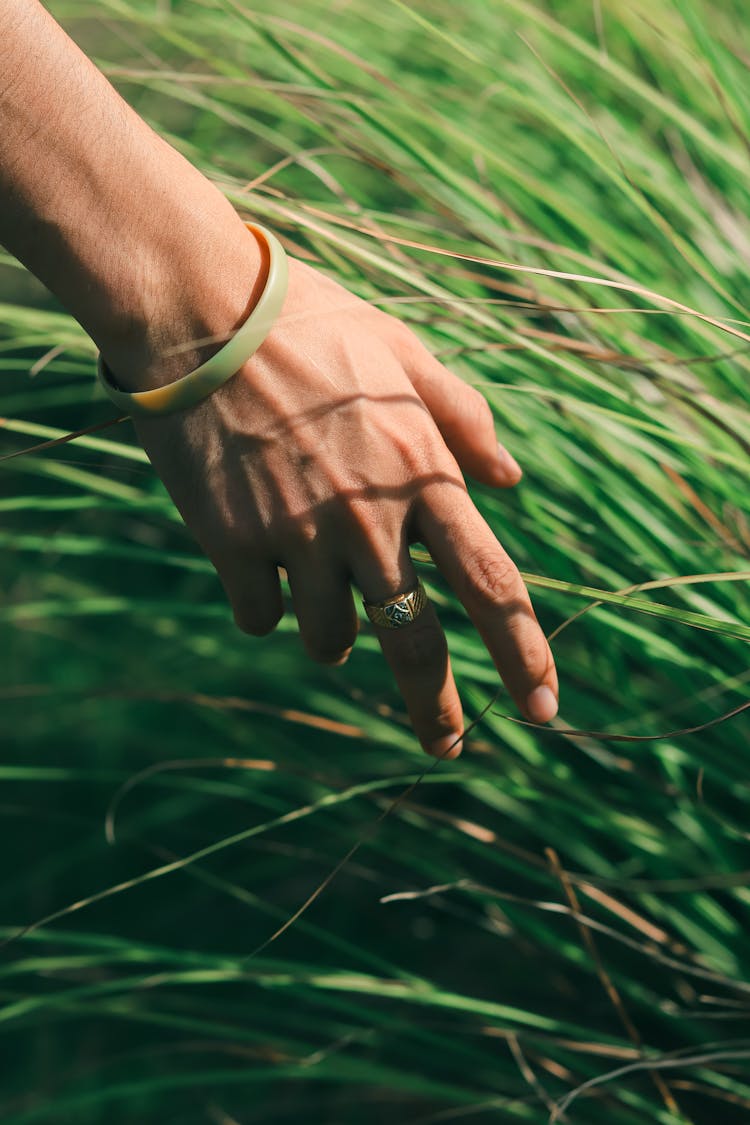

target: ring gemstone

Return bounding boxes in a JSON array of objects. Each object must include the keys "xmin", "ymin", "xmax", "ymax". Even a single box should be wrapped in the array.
[{"xmin": 363, "ymin": 580, "xmax": 428, "ymax": 630}]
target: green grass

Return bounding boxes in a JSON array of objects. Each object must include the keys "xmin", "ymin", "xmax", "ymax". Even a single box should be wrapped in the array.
[{"xmin": 0, "ymin": 0, "xmax": 749, "ymax": 1121}]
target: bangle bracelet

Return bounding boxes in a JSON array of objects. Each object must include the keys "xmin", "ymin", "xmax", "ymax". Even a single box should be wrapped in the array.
[{"xmin": 96, "ymin": 220, "xmax": 288, "ymax": 418}]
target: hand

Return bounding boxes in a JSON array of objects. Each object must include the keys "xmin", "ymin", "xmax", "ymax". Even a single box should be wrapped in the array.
[
  {"xmin": 0, "ymin": 0, "xmax": 554, "ymax": 755},
  {"xmin": 125, "ymin": 254, "xmax": 559, "ymax": 758}
]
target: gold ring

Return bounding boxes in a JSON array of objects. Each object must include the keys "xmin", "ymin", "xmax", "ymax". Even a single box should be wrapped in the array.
[{"xmin": 363, "ymin": 579, "xmax": 428, "ymax": 629}]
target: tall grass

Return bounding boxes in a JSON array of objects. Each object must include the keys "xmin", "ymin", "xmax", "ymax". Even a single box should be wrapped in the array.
[{"xmin": 0, "ymin": 0, "xmax": 748, "ymax": 1121}]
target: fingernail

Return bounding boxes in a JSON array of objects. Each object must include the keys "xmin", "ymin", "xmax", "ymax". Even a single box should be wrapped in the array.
[
  {"xmin": 526, "ymin": 685, "xmax": 558, "ymax": 724},
  {"xmin": 330, "ymin": 647, "xmax": 353, "ymax": 667},
  {"xmin": 429, "ymin": 732, "xmax": 463, "ymax": 759},
  {"xmin": 497, "ymin": 443, "xmax": 522, "ymax": 479}
]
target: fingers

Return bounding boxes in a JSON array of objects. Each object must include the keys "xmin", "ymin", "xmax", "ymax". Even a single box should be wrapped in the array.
[
  {"xmin": 351, "ymin": 546, "xmax": 464, "ymax": 759},
  {"xmin": 375, "ymin": 604, "xmax": 464, "ymax": 759},
  {"xmin": 215, "ymin": 538, "xmax": 359, "ymax": 663},
  {"xmin": 285, "ymin": 558, "xmax": 358, "ymax": 665},
  {"xmin": 402, "ymin": 333, "xmax": 522, "ymax": 488},
  {"xmin": 417, "ymin": 488, "xmax": 559, "ymax": 724},
  {"xmin": 216, "ymin": 556, "xmax": 284, "ymax": 636}
]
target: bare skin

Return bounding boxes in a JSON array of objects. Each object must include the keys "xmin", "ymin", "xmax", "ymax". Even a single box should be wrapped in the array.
[{"xmin": 0, "ymin": 0, "xmax": 559, "ymax": 756}]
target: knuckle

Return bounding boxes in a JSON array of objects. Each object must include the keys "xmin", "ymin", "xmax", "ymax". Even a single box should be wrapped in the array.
[
  {"xmin": 348, "ymin": 509, "xmax": 405, "ymax": 575},
  {"xmin": 400, "ymin": 425, "xmax": 442, "ymax": 472},
  {"xmin": 349, "ymin": 502, "xmax": 381, "ymax": 543},
  {"xmin": 468, "ymin": 549, "xmax": 521, "ymax": 607},
  {"xmin": 274, "ymin": 515, "xmax": 320, "ymax": 552},
  {"xmin": 523, "ymin": 632, "xmax": 552, "ymax": 678},
  {"xmin": 425, "ymin": 696, "xmax": 460, "ymax": 732},
  {"xmin": 506, "ymin": 621, "xmax": 552, "ymax": 677}
]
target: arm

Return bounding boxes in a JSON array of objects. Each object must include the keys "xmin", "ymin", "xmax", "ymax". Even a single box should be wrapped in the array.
[
  {"xmin": 0, "ymin": 0, "xmax": 559, "ymax": 756},
  {"xmin": 0, "ymin": 0, "xmax": 264, "ymax": 387}
]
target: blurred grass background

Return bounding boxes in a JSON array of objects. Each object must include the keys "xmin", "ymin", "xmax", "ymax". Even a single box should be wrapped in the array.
[{"xmin": 1, "ymin": 0, "xmax": 749, "ymax": 1121}]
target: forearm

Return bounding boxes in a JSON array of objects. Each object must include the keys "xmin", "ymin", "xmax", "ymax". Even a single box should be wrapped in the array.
[{"xmin": 0, "ymin": 0, "xmax": 264, "ymax": 389}]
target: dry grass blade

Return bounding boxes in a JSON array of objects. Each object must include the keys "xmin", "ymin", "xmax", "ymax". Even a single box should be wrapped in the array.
[{"xmin": 545, "ymin": 847, "xmax": 681, "ymax": 1117}]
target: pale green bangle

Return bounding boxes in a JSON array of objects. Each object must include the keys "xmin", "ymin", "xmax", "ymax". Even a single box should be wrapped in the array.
[{"xmin": 96, "ymin": 220, "xmax": 288, "ymax": 417}]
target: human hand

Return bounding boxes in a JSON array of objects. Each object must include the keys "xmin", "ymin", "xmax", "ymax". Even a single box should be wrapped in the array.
[
  {"xmin": 126, "ymin": 253, "xmax": 559, "ymax": 758},
  {"xmin": 0, "ymin": 0, "xmax": 555, "ymax": 757}
]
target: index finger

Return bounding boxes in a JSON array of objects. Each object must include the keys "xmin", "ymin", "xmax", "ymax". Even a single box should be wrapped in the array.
[{"xmin": 417, "ymin": 488, "xmax": 559, "ymax": 725}]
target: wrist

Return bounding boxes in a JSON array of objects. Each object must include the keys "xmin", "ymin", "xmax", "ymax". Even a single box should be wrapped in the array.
[
  {"xmin": 95, "ymin": 186, "xmax": 268, "ymax": 394},
  {"xmin": 0, "ymin": 0, "xmax": 267, "ymax": 395}
]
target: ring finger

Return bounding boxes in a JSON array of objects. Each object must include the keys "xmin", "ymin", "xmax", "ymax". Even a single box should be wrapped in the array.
[{"xmin": 351, "ymin": 540, "xmax": 464, "ymax": 759}]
